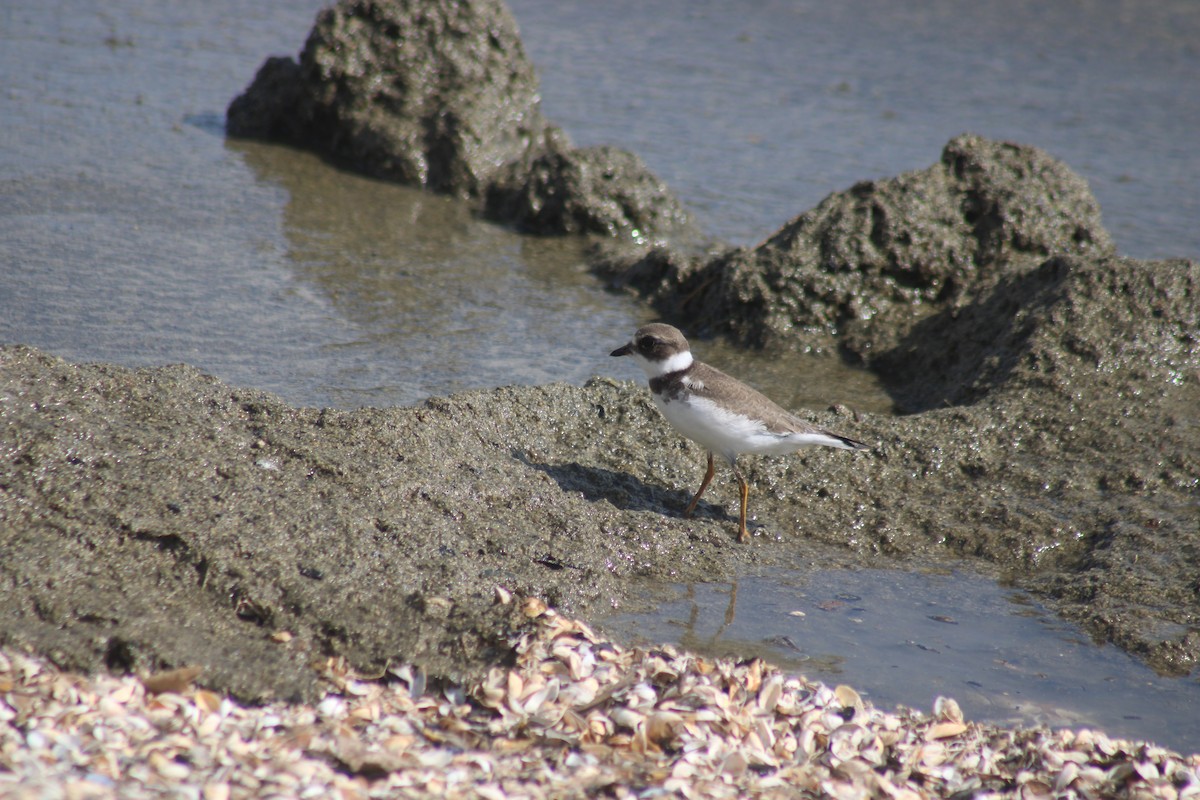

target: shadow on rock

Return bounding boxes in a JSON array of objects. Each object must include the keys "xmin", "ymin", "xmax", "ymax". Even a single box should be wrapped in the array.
[
  {"xmin": 518, "ymin": 453, "xmax": 734, "ymax": 526},
  {"xmin": 873, "ymin": 254, "xmax": 1199, "ymax": 412}
]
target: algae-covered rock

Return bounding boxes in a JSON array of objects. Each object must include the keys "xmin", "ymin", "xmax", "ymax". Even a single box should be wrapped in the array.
[
  {"xmin": 227, "ymin": 0, "xmax": 694, "ymax": 241},
  {"xmin": 228, "ymin": 0, "xmax": 548, "ymax": 196},
  {"xmin": 875, "ymin": 254, "xmax": 1200, "ymax": 411},
  {"xmin": 596, "ymin": 135, "xmax": 1115, "ymax": 346},
  {"xmin": 484, "ymin": 143, "xmax": 696, "ymax": 241}
]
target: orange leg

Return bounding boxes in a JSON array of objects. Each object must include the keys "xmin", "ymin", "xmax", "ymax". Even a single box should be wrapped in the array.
[
  {"xmin": 683, "ymin": 452, "xmax": 716, "ymax": 518},
  {"xmin": 734, "ymin": 465, "xmax": 750, "ymax": 543}
]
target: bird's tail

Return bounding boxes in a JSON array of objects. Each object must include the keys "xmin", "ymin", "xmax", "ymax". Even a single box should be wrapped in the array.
[{"xmin": 812, "ymin": 431, "xmax": 870, "ymax": 451}]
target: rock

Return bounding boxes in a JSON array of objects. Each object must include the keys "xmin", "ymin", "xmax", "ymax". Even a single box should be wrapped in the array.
[
  {"xmin": 225, "ymin": 56, "xmax": 307, "ymax": 142},
  {"xmin": 3, "ymin": 242, "xmax": 1199, "ymax": 693},
  {"xmin": 6, "ymin": 104, "xmax": 1198, "ymax": 696},
  {"xmin": 595, "ymin": 134, "xmax": 1115, "ymax": 346},
  {"xmin": 483, "ymin": 142, "xmax": 697, "ymax": 241},
  {"xmin": 0, "ymin": 348, "xmax": 774, "ymax": 702},
  {"xmin": 227, "ymin": 0, "xmax": 694, "ymax": 241},
  {"xmin": 591, "ymin": 141, "xmax": 1198, "ymax": 665},
  {"xmin": 228, "ymin": 0, "xmax": 550, "ymax": 196},
  {"xmin": 874, "ymin": 254, "xmax": 1199, "ymax": 411}
]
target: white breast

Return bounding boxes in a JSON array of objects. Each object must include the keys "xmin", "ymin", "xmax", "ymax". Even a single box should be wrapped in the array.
[{"xmin": 653, "ymin": 393, "xmax": 811, "ymax": 463}]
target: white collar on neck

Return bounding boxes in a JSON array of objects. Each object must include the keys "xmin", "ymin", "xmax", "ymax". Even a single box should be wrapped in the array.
[{"xmin": 642, "ymin": 349, "xmax": 693, "ymax": 377}]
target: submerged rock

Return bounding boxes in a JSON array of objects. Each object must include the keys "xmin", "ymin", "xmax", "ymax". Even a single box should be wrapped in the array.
[{"xmin": 227, "ymin": 0, "xmax": 695, "ymax": 242}]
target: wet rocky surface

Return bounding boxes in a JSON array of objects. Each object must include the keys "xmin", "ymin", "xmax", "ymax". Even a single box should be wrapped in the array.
[
  {"xmin": 591, "ymin": 131, "xmax": 1200, "ymax": 678},
  {"xmin": 227, "ymin": 0, "xmax": 699, "ymax": 242},
  {"xmin": 227, "ymin": 0, "xmax": 548, "ymax": 197},
  {"xmin": 3, "ymin": 232, "xmax": 1197, "ymax": 699},
  {"xmin": 3, "ymin": 0, "xmax": 1197, "ymax": 714},
  {"xmin": 593, "ymin": 134, "xmax": 1116, "ymax": 351},
  {"xmin": 1, "ymin": 346, "xmax": 847, "ymax": 702},
  {"xmin": 484, "ymin": 142, "xmax": 694, "ymax": 240}
]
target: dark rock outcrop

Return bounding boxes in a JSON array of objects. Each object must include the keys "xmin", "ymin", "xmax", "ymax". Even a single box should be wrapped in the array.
[
  {"xmin": 227, "ymin": 0, "xmax": 696, "ymax": 242},
  {"xmin": 596, "ymin": 135, "xmax": 1115, "ymax": 347},
  {"xmin": 484, "ymin": 143, "xmax": 694, "ymax": 240},
  {"xmin": 229, "ymin": 0, "xmax": 549, "ymax": 196},
  {"xmin": 874, "ymin": 253, "xmax": 1199, "ymax": 411}
]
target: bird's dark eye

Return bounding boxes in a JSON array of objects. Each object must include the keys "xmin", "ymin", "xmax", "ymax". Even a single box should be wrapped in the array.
[{"xmin": 637, "ymin": 337, "xmax": 656, "ymax": 353}]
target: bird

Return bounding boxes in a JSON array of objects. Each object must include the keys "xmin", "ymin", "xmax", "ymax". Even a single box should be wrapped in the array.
[{"xmin": 611, "ymin": 323, "xmax": 868, "ymax": 542}]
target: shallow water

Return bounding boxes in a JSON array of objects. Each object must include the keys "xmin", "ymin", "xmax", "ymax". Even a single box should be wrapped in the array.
[
  {"xmin": 2, "ymin": 0, "xmax": 1198, "ymax": 753},
  {"xmin": 599, "ymin": 566, "xmax": 1200, "ymax": 755},
  {"xmin": 510, "ymin": 0, "xmax": 1200, "ymax": 261},
  {"xmin": 2, "ymin": 1, "xmax": 1197, "ymax": 409}
]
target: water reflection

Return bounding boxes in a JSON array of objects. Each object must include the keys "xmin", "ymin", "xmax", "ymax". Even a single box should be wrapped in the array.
[
  {"xmin": 229, "ymin": 138, "xmax": 643, "ymax": 407},
  {"xmin": 222, "ymin": 138, "xmax": 894, "ymax": 413}
]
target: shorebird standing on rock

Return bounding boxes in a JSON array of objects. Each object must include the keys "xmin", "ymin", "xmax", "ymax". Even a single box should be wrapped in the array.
[{"xmin": 611, "ymin": 323, "xmax": 869, "ymax": 542}]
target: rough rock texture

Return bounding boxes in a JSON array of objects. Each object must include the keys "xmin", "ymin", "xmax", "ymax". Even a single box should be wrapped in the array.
[
  {"xmin": 14, "ymin": 49, "xmax": 1200, "ymax": 701},
  {"xmin": 876, "ymin": 253, "xmax": 1199, "ymax": 411},
  {"xmin": 864, "ymin": 256, "xmax": 1200, "ymax": 676},
  {"xmin": 596, "ymin": 135, "xmax": 1115, "ymax": 348},
  {"xmin": 227, "ymin": 0, "xmax": 696, "ymax": 241},
  {"xmin": 0, "ymin": 349, "xmax": 817, "ymax": 703},
  {"xmin": 228, "ymin": 0, "xmax": 548, "ymax": 196},
  {"xmin": 586, "ymin": 134, "xmax": 1198, "ymax": 677},
  {"xmin": 484, "ymin": 143, "xmax": 695, "ymax": 240},
  {"xmin": 3, "ymin": 233, "xmax": 1198, "ymax": 701}
]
